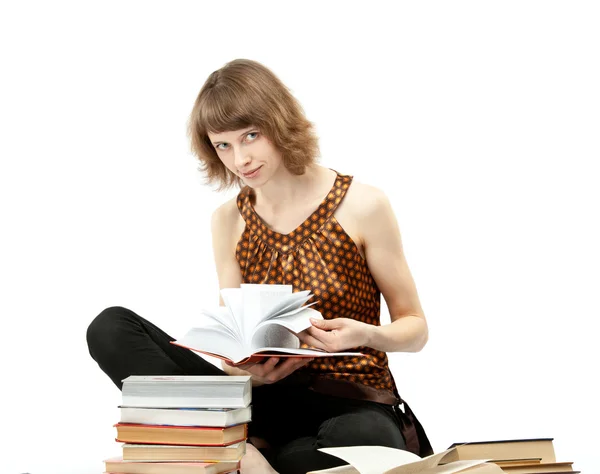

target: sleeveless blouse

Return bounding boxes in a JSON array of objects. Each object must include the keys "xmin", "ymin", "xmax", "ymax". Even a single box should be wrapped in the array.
[{"xmin": 235, "ymin": 171, "xmax": 399, "ymax": 405}]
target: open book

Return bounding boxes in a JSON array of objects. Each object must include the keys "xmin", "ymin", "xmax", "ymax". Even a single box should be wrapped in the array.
[
  {"xmin": 172, "ymin": 284, "xmax": 362, "ymax": 365},
  {"xmin": 307, "ymin": 446, "xmax": 504, "ymax": 474}
]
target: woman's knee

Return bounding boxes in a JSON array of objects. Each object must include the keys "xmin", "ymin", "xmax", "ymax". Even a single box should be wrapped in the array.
[
  {"xmin": 316, "ymin": 408, "xmax": 406, "ymax": 450},
  {"xmin": 86, "ymin": 306, "xmax": 135, "ymax": 360}
]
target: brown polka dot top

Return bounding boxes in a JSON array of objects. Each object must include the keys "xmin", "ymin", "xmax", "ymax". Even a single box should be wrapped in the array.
[{"xmin": 235, "ymin": 171, "xmax": 399, "ymax": 405}]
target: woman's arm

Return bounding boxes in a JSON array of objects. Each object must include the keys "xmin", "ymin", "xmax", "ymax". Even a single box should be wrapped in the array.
[
  {"xmin": 356, "ymin": 187, "xmax": 428, "ymax": 352},
  {"xmin": 299, "ymin": 185, "xmax": 428, "ymax": 353},
  {"xmin": 211, "ymin": 200, "xmax": 244, "ymax": 306}
]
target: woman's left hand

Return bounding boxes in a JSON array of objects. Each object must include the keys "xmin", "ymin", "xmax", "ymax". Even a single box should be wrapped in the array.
[{"xmin": 298, "ymin": 317, "xmax": 373, "ymax": 352}]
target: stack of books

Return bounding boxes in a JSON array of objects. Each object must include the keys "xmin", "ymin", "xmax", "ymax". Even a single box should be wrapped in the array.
[
  {"xmin": 443, "ymin": 438, "xmax": 578, "ymax": 474},
  {"xmin": 102, "ymin": 375, "xmax": 252, "ymax": 474}
]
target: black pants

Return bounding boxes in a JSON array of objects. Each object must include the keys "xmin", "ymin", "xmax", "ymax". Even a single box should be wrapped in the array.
[{"xmin": 86, "ymin": 306, "xmax": 407, "ymax": 474}]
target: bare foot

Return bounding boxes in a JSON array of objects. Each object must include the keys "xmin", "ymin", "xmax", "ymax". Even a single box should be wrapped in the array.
[{"xmin": 240, "ymin": 442, "xmax": 278, "ymax": 474}]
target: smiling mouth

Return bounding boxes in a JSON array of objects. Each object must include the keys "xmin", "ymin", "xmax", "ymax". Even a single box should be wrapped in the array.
[{"xmin": 241, "ymin": 166, "xmax": 262, "ymax": 177}]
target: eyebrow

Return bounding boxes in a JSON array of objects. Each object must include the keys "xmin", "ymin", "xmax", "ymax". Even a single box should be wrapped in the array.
[{"xmin": 212, "ymin": 128, "xmax": 255, "ymax": 146}]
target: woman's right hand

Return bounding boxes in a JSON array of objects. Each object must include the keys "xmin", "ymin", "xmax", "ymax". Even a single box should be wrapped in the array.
[{"xmin": 223, "ymin": 357, "xmax": 313, "ymax": 386}]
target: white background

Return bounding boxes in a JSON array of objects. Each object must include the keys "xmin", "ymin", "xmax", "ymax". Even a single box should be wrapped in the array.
[{"xmin": 1, "ymin": 1, "xmax": 598, "ymax": 473}]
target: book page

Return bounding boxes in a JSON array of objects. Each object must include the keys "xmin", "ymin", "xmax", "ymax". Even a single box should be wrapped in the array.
[
  {"xmin": 252, "ymin": 295, "xmax": 316, "ymax": 328},
  {"xmin": 198, "ymin": 308, "xmax": 241, "ymax": 342},
  {"xmin": 384, "ymin": 449, "xmax": 456, "ymax": 474},
  {"xmin": 249, "ymin": 308, "xmax": 363, "ymax": 358},
  {"xmin": 307, "ymin": 465, "xmax": 359, "ymax": 474},
  {"xmin": 317, "ymin": 447, "xmax": 491, "ymax": 474},
  {"xmin": 414, "ymin": 461, "xmax": 499, "ymax": 474},
  {"xmin": 386, "ymin": 459, "xmax": 489, "ymax": 474},
  {"xmin": 318, "ymin": 446, "xmax": 422, "ymax": 474},
  {"xmin": 255, "ymin": 306, "xmax": 322, "ymax": 335},
  {"xmin": 219, "ymin": 288, "xmax": 244, "ymax": 339},
  {"xmin": 271, "ymin": 300, "xmax": 319, "ymax": 319},
  {"xmin": 240, "ymin": 284, "xmax": 292, "ymax": 339},
  {"xmin": 265, "ymin": 290, "xmax": 313, "ymax": 318},
  {"xmin": 249, "ymin": 323, "xmax": 300, "ymax": 351},
  {"xmin": 174, "ymin": 326, "xmax": 247, "ymax": 363},
  {"xmin": 250, "ymin": 347, "xmax": 364, "ymax": 358}
]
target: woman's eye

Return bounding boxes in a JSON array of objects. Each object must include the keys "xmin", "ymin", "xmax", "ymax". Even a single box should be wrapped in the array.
[
  {"xmin": 246, "ymin": 132, "xmax": 258, "ymax": 141},
  {"xmin": 216, "ymin": 143, "xmax": 228, "ymax": 150}
]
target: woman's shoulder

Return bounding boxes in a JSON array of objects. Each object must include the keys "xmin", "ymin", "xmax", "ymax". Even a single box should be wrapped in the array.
[
  {"xmin": 345, "ymin": 177, "xmax": 392, "ymax": 219},
  {"xmin": 211, "ymin": 194, "xmax": 245, "ymax": 233}
]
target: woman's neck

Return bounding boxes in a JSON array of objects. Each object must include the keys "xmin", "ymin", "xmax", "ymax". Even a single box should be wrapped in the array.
[{"xmin": 253, "ymin": 165, "xmax": 335, "ymax": 214}]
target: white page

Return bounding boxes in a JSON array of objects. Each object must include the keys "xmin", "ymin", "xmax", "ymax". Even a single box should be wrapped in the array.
[
  {"xmin": 410, "ymin": 460, "xmax": 494, "ymax": 474},
  {"xmin": 249, "ymin": 308, "xmax": 362, "ymax": 358},
  {"xmin": 318, "ymin": 446, "xmax": 422, "ymax": 474},
  {"xmin": 197, "ymin": 310, "xmax": 240, "ymax": 341},
  {"xmin": 249, "ymin": 347, "xmax": 363, "ymax": 358},
  {"xmin": 253, "ymin": 294, "xmax": 315, "ymax": 327},
  {"xmin": 255, "ymin": 306, "xmax": 322, "ymax": 335},
  {"xmin": 266, "ymin": 290, "xmax": 312, "ymax": 318},
  {"xmin": 174, "ymin": 326, "xmax": 247, "ymax": 363},
  {"xmin": 249, "ymin": 324, "xmax": 300, "ymax": 352},
  {"xmin": 219, "ymin": 287, "xmax": 244, "ymax": 340},
  {"xmin": 317, "ymin": 448, "xmax": 485, "ymax": 474},
  {"xmin": 241, "ymin": 284, "xmax": 291, "ymax": 337},
  {"xmin": 384, "ymin": 449, "xmax": 454, "ymax": 474},
  {"xmin": 271, "ymin": 300, "xmax": 319, "ymax": 319}
]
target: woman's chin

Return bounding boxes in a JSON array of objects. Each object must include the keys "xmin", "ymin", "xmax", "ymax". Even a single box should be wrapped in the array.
[{"xmin": 242, "ymin": 172, "xmax": 268, "ymax": 188}]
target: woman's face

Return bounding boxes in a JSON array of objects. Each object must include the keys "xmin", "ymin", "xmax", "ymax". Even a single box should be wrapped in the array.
[{"xmin": 208, "ymin": 127, "xmax": 283, "ymax": 188}]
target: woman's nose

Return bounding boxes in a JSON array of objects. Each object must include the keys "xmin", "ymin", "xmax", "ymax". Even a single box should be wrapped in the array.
[{"xmin": 234, "ymin": 148, "xmax": 251, "ymax": 168}]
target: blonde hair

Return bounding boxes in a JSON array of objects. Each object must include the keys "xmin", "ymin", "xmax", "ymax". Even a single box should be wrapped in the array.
[{"xmin": 188, "ymin": 59, "xmax": 320, "ymax": 189}]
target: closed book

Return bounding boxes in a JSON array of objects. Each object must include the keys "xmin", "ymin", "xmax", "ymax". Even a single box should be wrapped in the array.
[
  {"xmin": 500, "ymin": 462, "xmax": 575, "ymax": 474},
  {"xmin": 494, "ymin": 459, "xmax": 542, "ymax": 467},
  {"xmin": 444, "ymin": 439, "xmax": 556, "ymax": 463},
  {"xmin": 121, "ymin": 375, "xmax": 251, "ymax": 408},
  {"xmin": 103, "ymin": 456, "xmax": 239, "ymax": 473},
  {"xmin": 119, "ymin": 406, "xmax": 252, "ymax": 427},
  {"xmin": 122, "ymin": 441, "xmax": 246, "ymax": 462},
  {"xmin": 114, "ymin": 423, "xmax": 247, "ymax": 446}
]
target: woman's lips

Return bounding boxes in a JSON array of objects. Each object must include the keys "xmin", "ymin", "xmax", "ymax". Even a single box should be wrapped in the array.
[{"xmin": 241, "ymin": 166, "xmax": 262, "ymax": 179}]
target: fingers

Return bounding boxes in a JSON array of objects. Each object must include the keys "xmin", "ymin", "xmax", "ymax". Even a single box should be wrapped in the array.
[
  {"xmin": 300, "ymin": 326, "xmax": 332, "ymax": 349},
  {"xmin": 271, "ymin": 357, "xmax": 313, "ymax": 380},
  {"xmin": 299, "ymin": 332, "xmax": 328, "ymax": 351},
  {"xmin": 235, "ymin": 361, "xmax": 256, "ymax": 371},
  {"xmin": 240, "ymin": 357, "xmax": 276, "ymax": 373},
  {"xmin": 262, "ymin": 357, "xmax": 280, "ymax": 371},
  {"xmin": 248, "ymin": 357, "xmax": 314, "ymax": 384}
]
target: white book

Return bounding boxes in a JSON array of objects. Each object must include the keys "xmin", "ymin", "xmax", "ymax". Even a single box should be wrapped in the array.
[
  {"xmin": 121, "ymin": 375, "xmax": 251, "ymax": 408},
  {"xmin": 172, "ymin": 284, "xmax": 363, "ymax": 364},
  {"xmin": 118, "ymin": 405, "xmax": 252, "ymax": 427},
  {"xmin": 307, "ymin": 446, "xmax": 503, "ymax": 474}
]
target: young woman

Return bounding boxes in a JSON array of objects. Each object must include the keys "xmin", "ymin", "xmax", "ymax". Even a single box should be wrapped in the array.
[{"xmin": 87, "ymin": 59, "xmax": 432, "ymax": 474}]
